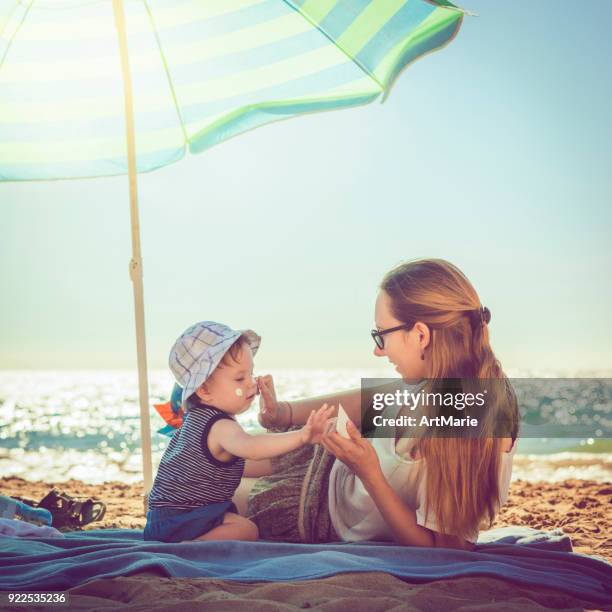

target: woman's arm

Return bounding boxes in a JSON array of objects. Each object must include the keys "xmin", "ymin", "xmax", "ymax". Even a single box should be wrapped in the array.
[
  {"xmin": 258, "ymin": 376, "xmax": 401, "ymax": 429},
  {"xmin": 321, "ymin": 421, "xmax": 473, "ymax": 550},
  {"xmin": 359, "ymin": 469, "xmax": 434, "ymax": 547},
  {"xmin": 286, "ymin": 389, "xmax": 362, "ymax": 427},
  {"xmin": 360, "ymin": 471, "xmax": 473, "ymax": 549}
]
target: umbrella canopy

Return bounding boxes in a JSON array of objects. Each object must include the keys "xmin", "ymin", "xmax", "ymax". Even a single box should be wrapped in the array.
[
  {"xmin": 1, "ymin": 0, "xmax": 464, "ymax": 180},
  {"xmin": 0, "ymin": 0, "xmax": 465, "ymax": 496}
]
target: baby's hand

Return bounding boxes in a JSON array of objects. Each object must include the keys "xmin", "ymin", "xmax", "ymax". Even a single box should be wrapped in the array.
[{"xmin": 300, "ymin": 404, "xmax": 335, "ymax": 445}]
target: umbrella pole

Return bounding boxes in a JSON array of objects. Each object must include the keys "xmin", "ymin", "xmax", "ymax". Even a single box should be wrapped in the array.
[{"xmin": 113, "ymin": 0, "xmax": 153, "ymax": 504}]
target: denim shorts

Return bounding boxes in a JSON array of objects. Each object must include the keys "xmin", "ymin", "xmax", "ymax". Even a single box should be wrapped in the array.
[{"xmin": 144, "ymin": 501, "xmax": 237, "ymax": 543}]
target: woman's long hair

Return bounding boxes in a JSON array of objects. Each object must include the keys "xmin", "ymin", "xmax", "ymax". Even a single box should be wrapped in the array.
[{"xmin": 381, "ymin": 258, "xmax": 519, "ymax": 540}]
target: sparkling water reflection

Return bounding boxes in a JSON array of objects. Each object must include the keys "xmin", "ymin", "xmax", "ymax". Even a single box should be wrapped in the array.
[{"xmin": 0, "ymin": 369, "xmax": 610, "ymax": 484}]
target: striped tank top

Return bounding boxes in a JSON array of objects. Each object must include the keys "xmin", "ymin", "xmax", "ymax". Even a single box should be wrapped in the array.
[{"xmin": 148, "ymin": 404, "xmax": 245, "ymax": 509}]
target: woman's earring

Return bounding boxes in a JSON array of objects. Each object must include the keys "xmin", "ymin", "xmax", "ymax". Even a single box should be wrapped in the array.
[{"xmin": 420, "ymin": 351, "xmax": 425, "ymax": 361}]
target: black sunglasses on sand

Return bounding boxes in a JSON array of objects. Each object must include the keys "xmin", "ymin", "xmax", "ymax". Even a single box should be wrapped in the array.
[{"xmin": 371, "ymin": 323, "xmax": 414, "ymax": 349}]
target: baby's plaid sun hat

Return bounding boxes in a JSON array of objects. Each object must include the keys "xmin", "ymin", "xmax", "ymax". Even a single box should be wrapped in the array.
[{"xmin": 169, "ymin": 321, "xmax": 261, "ymax": 405}]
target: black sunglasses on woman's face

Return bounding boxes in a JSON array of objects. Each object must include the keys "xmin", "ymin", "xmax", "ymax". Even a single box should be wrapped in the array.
[{"xmin": 371, "ymin": 322, "xmax": 414, "ymax": 350}]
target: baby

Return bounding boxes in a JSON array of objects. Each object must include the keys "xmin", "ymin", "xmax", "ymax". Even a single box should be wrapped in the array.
[{"xmin": 144, "ymin": 321, "xmax": 332, "ymax": 543}]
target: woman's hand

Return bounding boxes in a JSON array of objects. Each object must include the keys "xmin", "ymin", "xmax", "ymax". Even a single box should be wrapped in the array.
[
  {"xmin": 300, "ymin": 404, "xmax": 335, "ymax": 445},
  {"xmin": 257, "ymin": 375, "xmax": 289, "ymax": 430},
  {"xmin": 320, "ymin": 420, "xmax": 383, "ymax": 485}
]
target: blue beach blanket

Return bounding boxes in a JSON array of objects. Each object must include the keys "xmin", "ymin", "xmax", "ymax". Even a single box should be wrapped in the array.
[{"xmin": 1, "ymin": 527, "xmax": 611, "ymax": 605}]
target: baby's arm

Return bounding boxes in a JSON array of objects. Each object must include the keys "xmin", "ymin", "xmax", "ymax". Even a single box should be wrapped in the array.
[{"xmin": 210, "ymin": 404, "xmax": 333, "ymax": 461}]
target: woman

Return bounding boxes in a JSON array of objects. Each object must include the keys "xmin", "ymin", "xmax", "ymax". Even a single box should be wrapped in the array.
[{"xmin": 234, "ymin": 259, "xmax": 519, "ymax": 550}]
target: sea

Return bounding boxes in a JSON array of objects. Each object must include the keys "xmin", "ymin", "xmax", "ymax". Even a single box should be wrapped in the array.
[{"xmin": 0, "ymin": 369, "xmax": 610, "ymax": 484}]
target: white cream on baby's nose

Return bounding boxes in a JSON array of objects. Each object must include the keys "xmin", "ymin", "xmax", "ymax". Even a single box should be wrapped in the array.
[{"xmin": 235, "ymin": 388, "xmax": 244, "ymax": 397}]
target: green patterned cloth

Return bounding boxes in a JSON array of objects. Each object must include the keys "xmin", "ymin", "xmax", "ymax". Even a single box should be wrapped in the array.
[{"xmin": 247, "ymin": 427, "xmax": 339, "ymax": 543}]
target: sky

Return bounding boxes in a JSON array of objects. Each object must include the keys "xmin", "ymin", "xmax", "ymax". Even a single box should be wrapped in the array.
[{"xmin": 1, "ymin": 0, "xmax": 611, "ymax": 372}]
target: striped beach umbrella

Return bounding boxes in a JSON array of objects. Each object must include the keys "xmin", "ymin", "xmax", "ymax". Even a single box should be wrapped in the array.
[{"xmin": 0, "ymin": 0, "xmax": 466, "ymax": 493}]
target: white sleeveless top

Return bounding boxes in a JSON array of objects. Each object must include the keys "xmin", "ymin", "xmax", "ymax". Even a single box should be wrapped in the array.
[{"xmin": 327, "ymin": 402, "xmax": 517, "ymax": 543}]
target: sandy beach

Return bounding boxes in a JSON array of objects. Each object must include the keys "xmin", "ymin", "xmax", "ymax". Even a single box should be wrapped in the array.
[{"xmin": 1, "ymin": 476, "xmax": 610, "ymax": 611}]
